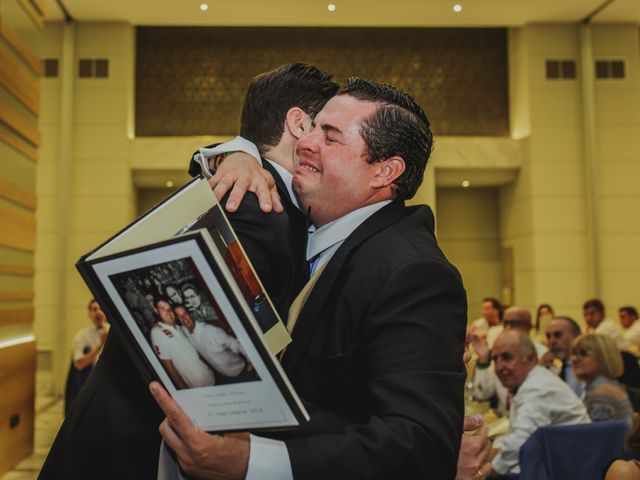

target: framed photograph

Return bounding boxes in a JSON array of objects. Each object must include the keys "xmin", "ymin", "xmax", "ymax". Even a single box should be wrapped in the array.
[{"xmin": 84, "ymin": 231, "xmax": 308, "ymax": 432}]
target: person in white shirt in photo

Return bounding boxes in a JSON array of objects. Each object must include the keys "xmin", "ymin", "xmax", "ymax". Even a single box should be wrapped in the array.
[
  {"xmin": 175, "ymin": 305, "xmax": 256, "ymax": 382},
  {"xmin": 150, "ymin": 297, "xmax": 216, "ymax": 389}
]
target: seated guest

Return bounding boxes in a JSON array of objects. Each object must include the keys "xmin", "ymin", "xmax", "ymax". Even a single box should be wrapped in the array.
[
  {"xmin": 584, "ymin": 298, "xmax": 628, "ymax": 350},
  {"xmin": 469, "ymin": 297, "xmax": 504, "ymax": 349},
  {"xmin": 539, "ymin": 316, "xmax": 584, "ymax": 396},
  {"xmin": 571, "ymin": 333, "xmax": 634, "ymax": 426},
  {"xmin": 534, "ymin": 303, "xmax": 554, "ymax": 341},
  {"xmin": 472, "ymin": 306, "xmax": 547, "ymax": 415},
  {"xmin": 489, "ymin": 330, "xmax": 590, "ymax": 477},
  {"xmin": 604, "ymin": 420, "xmax": 640, "ymax": 480},
  {"xmin": 620, "ymin": 306, "xmax": 640, "ymax": 354}
]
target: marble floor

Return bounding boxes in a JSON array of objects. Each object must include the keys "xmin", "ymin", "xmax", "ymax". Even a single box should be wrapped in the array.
[{"xmin": 0, "ymin": 397, "xmax": 63, "ymax": 480}]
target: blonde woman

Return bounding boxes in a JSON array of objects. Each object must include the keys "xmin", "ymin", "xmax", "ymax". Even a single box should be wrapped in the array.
[{"xmin": 571, "ymin": 333, "xmax": 633, "ymax": 426}]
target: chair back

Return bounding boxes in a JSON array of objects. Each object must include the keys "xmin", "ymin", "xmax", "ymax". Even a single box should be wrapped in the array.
[{"xmin": 518, "ymin": 421, "xmax": 629, "ymax": 480}]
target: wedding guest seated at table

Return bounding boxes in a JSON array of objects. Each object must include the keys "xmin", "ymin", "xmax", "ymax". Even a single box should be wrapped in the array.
[
  {"xmin": 472, "ymin": 307, "xmax": 547, "ymax": 415},
  {"xmin": 620, "ymin": 306, "xmax": 640, "ymax": 354},
  {"xmin": 604, "ymin": 420, "xmax": 640, "ymax": 480},
  {"xmin": 488, "ymin": 330, "xmax": 590, "ymax": 477},
  {"xmin": 571, "ymin": 333, "xmax": 634, "ymax": 426},
  {"xmin": 539, "ymin": 316, "xmax": 584, "ymax": 397},
  {"xmin": 584, "ymin": 298, "xmax": 628, "ymax": 350}
]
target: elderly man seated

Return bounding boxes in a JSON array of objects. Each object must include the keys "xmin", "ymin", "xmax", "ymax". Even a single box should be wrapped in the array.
[
  {"xmin": 472, "ymin": 306, "xmax": 547, "ymax": 414},
  {"xmin": 489, "ymin": 330, "xmax": 590, "ymax": 477}
]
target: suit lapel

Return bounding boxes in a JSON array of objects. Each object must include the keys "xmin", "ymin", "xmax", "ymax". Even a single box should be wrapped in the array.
[{"xmin": 281, "ymin": 200, "xmax": 410, "ymax": 372}]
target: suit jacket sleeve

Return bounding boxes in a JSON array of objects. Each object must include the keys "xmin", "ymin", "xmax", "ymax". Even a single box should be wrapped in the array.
[{"xmin": 284, "ymin": 257, "xmax": 467, "ymax": 480}]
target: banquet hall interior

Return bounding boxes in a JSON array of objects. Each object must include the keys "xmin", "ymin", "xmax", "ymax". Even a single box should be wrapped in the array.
[{"xmin": 1, "ymin": 0, "xmax": 640, "ymax": 478}]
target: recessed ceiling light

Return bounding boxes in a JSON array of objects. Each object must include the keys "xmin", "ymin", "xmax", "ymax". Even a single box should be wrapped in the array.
[
  {"xmin": 462, "ymin": 180, "xmax": 470, "ymax": 188},
  {"xmin": 328, "ymin": 4, "xmax": 336, "ymax": 12},
  {"xmin": 166, "ymin": 180, "xmax": 174, "ymax": 188},
  {"xmin": 200, "ymin": 3, "xmax": 209, "ymax": 11},
  {"xmin": 453, "ymin": 4, "xmax": 462, "ymax": 13}
]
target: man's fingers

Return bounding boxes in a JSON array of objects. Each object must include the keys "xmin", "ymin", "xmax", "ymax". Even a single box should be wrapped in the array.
[
  {"xmin": 270, "ymin": 187, "xmax": 284, "ymax": 213},
  {"xmin": 252, "ymin": 181, "xmax": 274, "ymax": 213},
  {"xmin": 224, "ymin": 178, "xmax": 252, "ymax": 212},
  {"xmin": 478, "ymin": 435, "xmax": 492, "ymax": 464},
  {"xmin": 463, "ymin": 414, "xmax": 484, "ymax": 432},
  {"xmin": 210, "ymin": 174, "xmax": 234, "ymax": 201},
  {"xmin": 149, "ymin": 382, "xmax": 198, "ymax": 442},
  {"xmin": 159, "ymin": 419, "xmax": 187, "ymax": 455}
]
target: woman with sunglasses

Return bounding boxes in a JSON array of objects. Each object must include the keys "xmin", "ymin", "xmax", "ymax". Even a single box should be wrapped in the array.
[{"xmin": 571, "ymin": 333, "xmax": 633, "ymax": 426}]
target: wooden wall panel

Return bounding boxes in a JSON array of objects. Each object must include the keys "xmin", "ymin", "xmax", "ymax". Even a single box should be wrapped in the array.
[
  {"xmin": 0, "ymin": 206, "xmax": 36, "ymax": 251},
  {"xmin": 0, "ymin": 16, "xmax": 41, "ymax": 74},
  {"xmin": 0, "ymin": 340, "xmax": 35, "ymax": 476},
  {"xmin": 0, "ymin": 308, "xmax": 33, "ymax": 327},
  {"xmin": 0, "ymin": 178, "xmax": 37, "ymax": 210},
  {"xmin": 0, "ymin": 45, "xmax": 40, "ymax": 115},
  {"xmin": 0, "ymin": 99, "xmax": 42, "ymax": 146},
  {"xmin": 0, "ymin": 127, "xmax": 38, "ymax": 162},
  {"xmin": 16, "ymin": 0, "xmax": 43, "ymax": 29},
  {"xmin": 0, "ymin": 264, "xmax": 34, "ymax": 275},
  {"xmin": 0, "ymin": 128, "xmax": 37, "ymax": 161}
]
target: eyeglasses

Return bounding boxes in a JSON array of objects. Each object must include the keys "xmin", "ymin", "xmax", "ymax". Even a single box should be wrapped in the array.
[
  {"xmin": 571, "ymin": 348, "xmax": 595, "ymax": 359},
  {"xmin": 546, "ymin": 331, "xmax": 564, "ymax": 339}
]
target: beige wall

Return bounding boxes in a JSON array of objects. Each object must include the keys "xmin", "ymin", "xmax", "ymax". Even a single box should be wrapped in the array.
[
  {"xmin": 36, "ymin": 22, "xmax": 136, "ymax": 392},
  {"xmin": 436, "ymin": 187, "xmax": 502, "ymax": 322},
  {"xmin": 592, "ymin": 25, "xmax": 640, "ymax": 313},
  {"xmin": 34, "ymin": 21, "xmax": 640, "ymax": 392}
]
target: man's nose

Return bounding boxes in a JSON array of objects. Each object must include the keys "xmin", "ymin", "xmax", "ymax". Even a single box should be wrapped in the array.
[{"xmin": 297, "ymin": 131, "xmax": 319, "ymax": 154}]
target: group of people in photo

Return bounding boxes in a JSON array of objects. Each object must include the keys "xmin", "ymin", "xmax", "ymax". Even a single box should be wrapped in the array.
[{"xmin": 114, "ymin": 261, "xmax": 257, "ymax": 390}]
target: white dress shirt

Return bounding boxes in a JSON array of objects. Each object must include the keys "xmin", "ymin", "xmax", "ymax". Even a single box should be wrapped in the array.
[
  {"xmin": 492, "ymin": 365, "xmax": 590, "ymax": 476},
  {"xmin": 594, "ymin": 318, "xmax": 628, "ymax": 350},
  {"xmin": 624, "ymin": 320, "xmax": 640, "ymax": 350}
]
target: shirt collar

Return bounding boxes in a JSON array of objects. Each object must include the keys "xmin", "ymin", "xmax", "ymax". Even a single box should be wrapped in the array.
[
  {"xmin": 306, "ymin": 200, "xmax": 392, "ymax": 261},
  {"xmin": 263, "ymin": 158, "xmax": 299, "ymax": 209}
]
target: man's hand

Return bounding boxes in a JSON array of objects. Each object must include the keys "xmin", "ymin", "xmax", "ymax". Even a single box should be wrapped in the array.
[
  {"xmin": 456, "ymin": 415, "xmax": 492, "ymax": 480},
  {"xmin": 149, "ymin": 381, "xmax": 250, "ymax": 480},
  {"xmin": 208, "ymin": 153, "xmax": 283, "ymax": 213},
  {"xmin": 539, "ymin": 349, "xmax": 557, "ymax": 368},
  {"xmin": 470, "ymin": 335, "xmax": 491, "ymax": 364}
]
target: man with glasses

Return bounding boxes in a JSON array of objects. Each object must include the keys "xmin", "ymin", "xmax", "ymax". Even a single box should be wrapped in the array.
[
  {"xmin": 539, "ymin": 316, "xmax": 584, "ymax": 396},
  {"xmin": 487, "ymin": 330, "xmax": 590, "ymax": 477}
]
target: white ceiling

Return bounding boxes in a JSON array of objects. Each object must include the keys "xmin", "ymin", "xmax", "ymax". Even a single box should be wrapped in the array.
[{"xmin": 43, "ymin": 0, "xmax": 640, "ymax": 26}]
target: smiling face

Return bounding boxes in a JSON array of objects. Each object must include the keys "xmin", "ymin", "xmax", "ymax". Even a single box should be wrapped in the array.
[
  {"xmin": 155, "ymin": 300, "xmax": 176, "ymax": 326},
  {"xmin": 182, "ymin": 288, "xmax": 201, "ymax": 310},
  {"xmin": 175, "ymin": 306, "xmax": 195, "ymax": 332},
  {"xmin": 292, "ymin": 94, "xmax": 395, "ymax": 228}
]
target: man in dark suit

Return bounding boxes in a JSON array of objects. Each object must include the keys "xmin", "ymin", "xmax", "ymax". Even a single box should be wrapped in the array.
[
  {"xmin": 38, "ymin": 63, "xmax": 338, "ymax": 480},
  {"xmin": 151, "ymin": 78, "xmax": 467, "ymax": 479}
]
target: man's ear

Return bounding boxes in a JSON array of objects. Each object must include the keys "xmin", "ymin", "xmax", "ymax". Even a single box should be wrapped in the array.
[
  {"xmin": 371, "ymin": 156, "xmax": 405, "ymax": 190},
  {"xmin": 285, "ymin": 107, "xmax": 310, "ymax": 140}
]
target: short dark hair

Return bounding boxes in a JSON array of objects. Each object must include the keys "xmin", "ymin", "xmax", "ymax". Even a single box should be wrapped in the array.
[
  {"xmin": 180, "ymin": 283, "xmax": 198, "ymax": 296},
  {"xmin": 620, "ymin": 306, "xmax": 639, "ymax": 319},
  {"xmin": 553, "ymin": 316, "xmax": 582, "ymax": 337},
  {"xmin": 239, "ymin": 63, "xmax": 339, "ymax": 153},
  {"xmin": 87, "ymin": 298, "xmax": 98, "ymax": 310},
  {"xmin": 153, "ymin": 295, "xmax": 172, "ymax": 309},
  {"xmin": 336, "ymin": 77, "xmax": 434, "ymax": 200},
  {"xmin": 583, "ymin": 298, "xmax": 605, "ymax": 313},
  {"xmin": 482, "ymin": 296, "xmax": 504, "ymax": 321}
]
